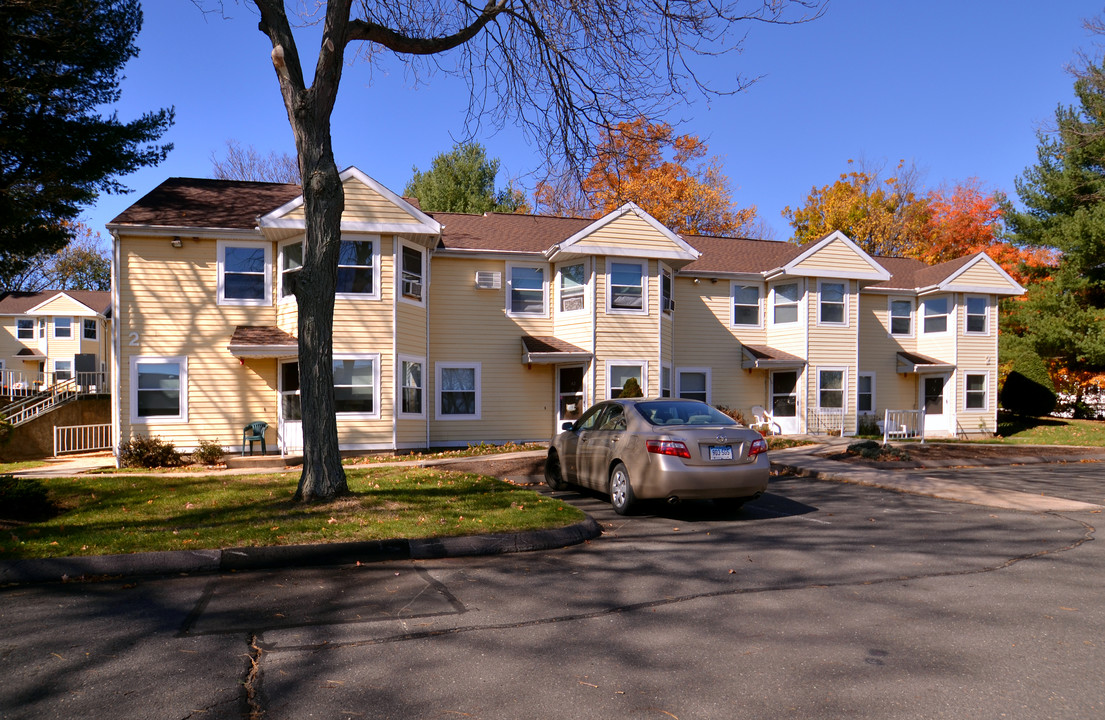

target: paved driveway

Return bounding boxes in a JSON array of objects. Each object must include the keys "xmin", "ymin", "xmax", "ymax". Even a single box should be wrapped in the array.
[{"xmin": 915, "ymin": 463, "xmax": 1105, "ymax": 506}]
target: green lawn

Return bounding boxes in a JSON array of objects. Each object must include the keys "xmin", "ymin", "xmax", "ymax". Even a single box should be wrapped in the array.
[
  {"xmin": 0, "ymin": 460, "xmax": 51, "ymax": 474},
  {"xmin": 0, "ymin": 466, "xmax": 584, "ymax": 560},
  {"xmin": 996, "ymin": 413, "xmax": 1105, "ymax": 446}
]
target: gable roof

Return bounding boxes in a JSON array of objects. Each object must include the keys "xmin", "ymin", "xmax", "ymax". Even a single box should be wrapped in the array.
[
  {"xmin": 0, "ymin": 290, "xmax": 110, "ymax": 316},
  {"xmin": 431, "ymin": 211, "xmax": 592, "ymax": 254},
  {"xmin": 109, "ymin": 177, "xmax": 303, "ymax": 230}
]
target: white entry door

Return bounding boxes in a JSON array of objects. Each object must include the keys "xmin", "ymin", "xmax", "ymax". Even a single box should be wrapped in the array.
[
  {"xmin": 279, "ymin": 360, "xmax": 303, "ymax": 455},
  {"xmin": 770, "ymin": 370, "xmax": 801, "ymax": 435},
  {"xmin": 557, "ymin": 365, "xmax": 586, "ymax": 431},
  {"xmin": 921, "ymin": 373, "xmax": 951, "ymax": 436}
]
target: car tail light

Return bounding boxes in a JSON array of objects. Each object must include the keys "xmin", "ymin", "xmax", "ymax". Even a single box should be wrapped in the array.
[
  {"xmin": 646, "ymin": 439, "xmax": 691, "ymax": 458},
  {"xmin": 748, "ymin": 437, "xmax": 768, "ymax": 458}
]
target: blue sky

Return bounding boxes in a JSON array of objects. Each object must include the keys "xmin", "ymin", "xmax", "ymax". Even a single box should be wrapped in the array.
[{"xmin": 84, "ymin": 1, "xmax": 1102, "ymax": 242}]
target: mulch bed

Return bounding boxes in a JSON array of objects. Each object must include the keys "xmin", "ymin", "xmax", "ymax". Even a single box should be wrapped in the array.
[{"xmin": 822, "ymin": 442, "xmax": 1105, "ymax": 469}]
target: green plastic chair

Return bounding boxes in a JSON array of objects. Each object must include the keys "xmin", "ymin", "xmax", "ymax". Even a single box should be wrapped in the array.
[{"xmin": 242, "ymin": 421, "xmax": 268, "ymax": 456}]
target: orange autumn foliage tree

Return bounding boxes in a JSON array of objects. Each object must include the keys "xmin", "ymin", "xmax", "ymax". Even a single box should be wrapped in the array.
[
  {"xmin": 918, "ymin": 179, "xmax": 1055, "ymax": 286},
  {"xmin": 536, "ymin": 118, "xmax": 756, "ymax": 236}
]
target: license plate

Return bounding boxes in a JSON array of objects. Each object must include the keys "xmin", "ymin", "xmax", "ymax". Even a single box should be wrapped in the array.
[{"xmin": 708, "ymin": 445, "xmax": 734, "ymax": 461}]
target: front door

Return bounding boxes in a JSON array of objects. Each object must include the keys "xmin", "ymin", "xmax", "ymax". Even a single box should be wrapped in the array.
[
  {"xmin": 770, "ymin": 370, "xmax": 801, "ymax": 434},
  {"xmin": 922, "ymin": 373, "xmax": 951, "ymax": 436},
  {"xmin": 279, "ymin": 360, "xmax": 303, "ymax": 455},
  {"xmin": 557, "ymin": 365, "xmax": 586, "ymax": 430}
]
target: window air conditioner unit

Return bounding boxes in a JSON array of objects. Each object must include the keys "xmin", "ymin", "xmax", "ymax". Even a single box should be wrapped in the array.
[
  {"xmin": 475, "ymin": 271, "xmax": 501, "ymax": 289},
  {"xmin": 402, "ymin": 279, "xmax": 423, "ymax": 299}
]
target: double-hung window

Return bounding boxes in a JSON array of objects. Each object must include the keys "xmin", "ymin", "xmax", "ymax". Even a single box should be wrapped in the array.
[
  {"xmin": 889, "ymin": 299, "xmax": 913, "ymax": 336},
  {"xmin": 965, "ymin": 296, "xmax": 988, "ymax": 334},
  {"xmin": 965, "ymin": 373, "xmax": 988, "ymax": 410},
  {"xmin": 54, "ymin": 360, "xmax": 72, "ymax": 381},
  {"xmin": 218, "ymin": 241, "xmax": 271, "ymax": 305},
  {"xmin": 608, "ymin": 362, "xmax": 646, "ymax": 398},
  {"xmin": 819, "ymin": 281, "xmax": 846, "ymax": 325},
  {"xmin": 508, "ymin": 264, "xmax": 546, "ymax": 316},
  {"xmin": 83, "ymin": 318, "xmax": 98, "ymax": 340},
  {"xmin": 401, "ymin": 244, "xmax": 425, "ymax": 302},
  {"xmin": 336, "ymin": 239, "xmax": 376, "ymax": 295},
  {"xmin": 857, "ymin": 373, "xmax": 875, "ymax": 414},
  {"xmin": 54, "ymin": 317, "xmax": 72, "ymax": 338},
  {"xmin": 437, "ymin": 363, "xmax": 480, "ymax": 419},
  {"xmin": 661, "ymin": 267, "xmax": 674, "ymax": 312},
  {"xmin": 923, "ymin": 297, "xmax": 949, "ymax": 334},
  {"xmin": 678, "ymin": 369, "xmax": 709, "ymax": 403},
  {"xmin": 280, "ymin": 241, "xmax": 302, "ymax": 299},
  {"xmin": 773, "ymin": 283, "xmax": 799, "ymax": 324},
  {"xmin": 559, "ymin": 263, "xmax": 586, "ymax": 312},
  {"xmin": 399, "ymin": 357, "xmax": 424, "ymax": 416},
  {"xmin": 609, "ymin": 261, "xmax": 645, "ymax": 312},
  {"xmin": 130, "ymin": 357, "xmax": 188, "ymax": 423},
  {"xmin": 818, "ymin": 369, "xmax": 845, "ymax": 409},
  {"xmin": 16, "ymin": 318, "xmax": 33, "ymax": 339},
  {"xmin": 732, "ymin": 285, "xmax": 760, "ymax": 327},
  {"xmin": 333, "ymin": 355, "xmax": 379, "ymax": 416}
]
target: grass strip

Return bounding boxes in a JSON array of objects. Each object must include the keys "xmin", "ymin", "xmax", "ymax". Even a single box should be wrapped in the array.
[{"xmin": 0, "ymin": 466, "xmax": 584, "ymax": 560}]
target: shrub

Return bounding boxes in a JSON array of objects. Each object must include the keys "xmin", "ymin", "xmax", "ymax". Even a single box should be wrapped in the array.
[
  {"xmin": 0, "ymin": 475, "xmax": 55, "ymax": 520},
  {"xmin": 856, "ymin": 414, "xmax": 880, "ymax": 437},
  {"xmin": 619, "ymin": 377, "xmax": 643, "ymax": 398},
  {"xmin": 846, "ymin": 440, "xmax": 911, "ymax": 461},
  {"xmin": 999, "ymin": 336, "xmax": 1056, "ymax": 417},
  {"xmin": 191, "ymin": 439, "xmax": 225, "ymax": 466},
  {"xmin": 119, "ymin": 434, "xmax": 183, "ymax": 468},
  {"xmin": 714, "ymin": 405, "xmax": 748, "ymax": 425}
]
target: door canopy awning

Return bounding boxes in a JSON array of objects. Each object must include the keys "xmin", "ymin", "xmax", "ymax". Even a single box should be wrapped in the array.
[
  {"xmin": 896, "ymin": 351, "xmax": 955, "ymax": 374},
  {"xmin": 227, "ymin": 326, "xmax": 299, "ymax": 359},
  {"xmin": 741, "ymin": 344, "xmax": 807, "ymax": 370},
  {"xmin": 522, "ymin": 336, "xmax": 592, "ymax": 364}
]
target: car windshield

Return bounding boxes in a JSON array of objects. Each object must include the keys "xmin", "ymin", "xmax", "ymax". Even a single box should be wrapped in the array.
[{"xmin": 634, "ymin": 400, "xmax": 737, "ymax": 427}]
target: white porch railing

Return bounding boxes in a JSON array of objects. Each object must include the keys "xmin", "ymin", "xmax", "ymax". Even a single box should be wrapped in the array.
[
  {"xmin": 54, "ymin": 423, "xmax": 113, "ymax": 456},
  {"xmin": 881, "ymin": 408, "xmax": 926, "ymax": 444},
  {"xmin": 1, "ymin": 371, "xmax": 108, "ymax": 427},
  {"xmin": 806, "ymin": 407, "xmax": 844, "ymax": 435}
]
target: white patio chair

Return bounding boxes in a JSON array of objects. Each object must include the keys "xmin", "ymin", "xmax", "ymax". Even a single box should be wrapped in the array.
[{"xmin": 750, "ymin": 405, "xmax": 782, "ymax": 435}]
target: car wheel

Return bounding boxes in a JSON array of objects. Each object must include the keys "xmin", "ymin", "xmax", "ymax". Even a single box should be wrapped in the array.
[
  {"xmin": 544, "ymin": 450, "xmax": 567, "ymax": 490},
  {"xmin": 609, "ymin": 462, "xmax": 635, "ymax": 515}
]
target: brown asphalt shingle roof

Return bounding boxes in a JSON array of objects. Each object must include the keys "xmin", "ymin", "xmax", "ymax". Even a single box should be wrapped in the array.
[
  {"xmin": 0, "ymin": 290, "xmax": 111, "ymax": 315},
  {"xmin": 109, "ymin": 177, "xmax": 303, "ymax": 229},
  {"xmin": 431, "ymin": 212, "xmax": 593, "ymax": 253}
]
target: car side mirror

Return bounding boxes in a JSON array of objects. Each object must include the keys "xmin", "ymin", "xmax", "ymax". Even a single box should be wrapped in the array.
[{"xmin": 562, "ymin": 421, "xmax": 575, "ymax": 431}]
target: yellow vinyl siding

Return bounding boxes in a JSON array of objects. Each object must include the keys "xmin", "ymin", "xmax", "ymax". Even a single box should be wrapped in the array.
[
  {"xmin": 284, "ymin": 179, "xmax": 422, "ymax": 225},
  {"xmin": 953, "ymin": 260, "xmax": 1017, "ymax": 290},
  {"xmin": 955, "ymin": 294, "xmax": 999, "ymax": 436},
  {"xmin": 672, "ymin": 281, "xmax": 755, "ymax": 410},
  {"xmin": 792, "ymin": 238, "xmax": 869, "ymax": 272},
  {"xmin": 858, "ymin": 293, "xmax": 917, "ymax": 412},
  {"xmin": 808, "ymin": 280, "xmax": 858, "ymax": 430},
  {"xmin": 595, "ymin": 257, "xmax": 659, "ymax": 398},
  {"xmin": 582, "ymin": 214, "xmax": 683, "ymax": 254}
]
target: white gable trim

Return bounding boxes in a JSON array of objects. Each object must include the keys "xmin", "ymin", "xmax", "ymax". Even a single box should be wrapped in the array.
[
  {"xmin": 547, "ymin": 203, "xmax": 700, "ymax": 261},
  {"xmin": 935, "ymin": 253, "xmax": 1026, "ymax": 296},
  {"xmin": 258, "ymin": 166, "xmax": 441, "ymax": 235},
  {"xmin": 25, "ymin": 292, "xmax": 102, "ymax": 316},
  {"xmin": 778, "ymin": 231, "xmax": 891, "ymax": 281}
]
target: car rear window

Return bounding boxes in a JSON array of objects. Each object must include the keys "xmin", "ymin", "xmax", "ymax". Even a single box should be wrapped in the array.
[{"xmin": 634, "ymin": 401, "xmax": 737, "ymax": 427}]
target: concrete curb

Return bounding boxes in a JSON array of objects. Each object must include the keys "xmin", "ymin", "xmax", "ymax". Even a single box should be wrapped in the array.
[{"xmin": 0, "ymin": 517, "xmax": 602, "ymax": 585}]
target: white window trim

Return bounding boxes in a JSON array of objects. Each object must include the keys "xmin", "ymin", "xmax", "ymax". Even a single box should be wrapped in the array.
[
  {"xmin": 16, "ymin": 318, "xmax": 34, "ymax": 340},
  {"xmin": 555, "ymin": 260, "xmax": 589, "ymax": 315},
  {"xmin": 506, "ymin": 262, "xmax": 549, "ymax": 318},
  {"xmin": 332, "ymin": 353, "xmax": 381, "ymax": 419},
  {"xmin": 83, "ymin": 318, "xmax": 98, "ymax": 341},
  {"xmin": 277, "ymin": 238, "xmax": 301, "ymax": 304},
  {"xmin": 770, "ymin": 281, "xmax": 801, "ymax": 326},
  {"xmin": 730, "ymin": 282, "xmax": 763, "ymax": 329},
  {"xmin": 888, "ymin": 297, "xmax": 915, "ymax": 338},
  {"xmin": 816, "ymin": 367, "xmax": 848, "ymax": 411},
  {"xmin": 964, "ymin": 371, "xmax": 990, "ymax": 411},
  {"xmin": 53, "ymin": 316, "xmax": 73, "ymax": 339},
  {"xmin": 217, "ymin": 239, "xmax": 272, "ymax": 307},
  {"xmin": 398, "ymin": 239, "xmax": 427, "ymax": 307},
  {"xmin": 817, "ymin": 280, "xmax": 848, "ymax": 327},
  {"xmin": 335, "ymin": 235, "xmax": 382, "ymax": 301},
  {"xmin": 436, "ymin": 362, "xmax": 481, "ymax": 420},
  {"xmin": 398, "ymin": 354, "xmax": 426, "ymax": 419},
  {"xmin": 38, "ymin": 318, "xmax": 46, "ymax": 339},
  {"xmin": 676, "ymin": 367, "xmax": 711, "ymax": 404},
  {"xmin": 660, "ymin": 265, "xmax": 674, "ymax": 314},
  {"xmin": 922, "ymin": 295, "xmax": 951, "ymax": 335},
  {"xmin": 857, "ymin": 372, "xmax": 876, "ymax": 415},
  {"xmin": 964, "ymin": 295, "xmax": 990, "ymax": 336},
  {"xmin": 53, "ymin": 359, "xmax": 72, "ymax": 379},
  {"xmin": 129, "ymin": 355, "xmax": 189, "ymax": 424},
  {"xmin": 607, "ymin": 259, "xmax": 649, "ymax": 316},
  {"xmin": 661, "ymin": 364, "xmax": 672, "ymax": 398},
  {"xmin": 605, "ymin": 360, "xmax": 648, "ymax": 399}
]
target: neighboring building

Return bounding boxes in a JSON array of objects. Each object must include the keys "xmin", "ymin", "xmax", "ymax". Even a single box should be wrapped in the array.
[
  {"xmin": 1, "ymin": 290, "xmax": 112, "ymax": 395},
  {"xmin": 106, "ymin": 168, "xmax": 1024, "ymax": 455}
]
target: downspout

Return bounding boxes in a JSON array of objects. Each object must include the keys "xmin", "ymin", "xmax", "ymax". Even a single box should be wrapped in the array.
[
  {"xmin": 591, "ymin": 258, "xmax": 598, "ymax": 404},
  {"xmin": 392, "ymin": 237, "xmax": 398, "ymax": 452},
  {"xmin": 110, "ymin": 229, "xmax": 121, "ymax": 468},
  {"xmin": 425, "ymin": 244, "xmax": 432, "ymax": 451}
]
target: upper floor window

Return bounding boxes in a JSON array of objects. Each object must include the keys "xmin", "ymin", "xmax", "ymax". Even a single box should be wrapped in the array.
[
  {"xmin": 219, "ymin": 240, "xmax": 271, "ymax": 306},
  {"xmin": 53, "ymin": 317, "xmax": 72, "ymax": 338},
  {"xmin": 16, "ymin": 318, "xmax": 33, "ymax": 339},
  {"xmin": 83, "ymin": 318, "xmax": 97, "ymax": 340},
  {"xmin": 773, "ymin": 282, "xmax": 799, "ymax": 324},
  {"xmin": 818, "ymin": 281, "xmax": 846, "ymax": 325},
  {"xmin": 401, "ymin": 244, "xmax": 424, "ymax": 302},
  {"xmin": 559, "ymin": 263, "xmax": 586, "ymax": 312},
  {"xmin": 732, "ymin": 285, "xmax": 760, "ymax": 327},
  {"xmin": 889, "ymin": 299, "xmax": 913, "ymax": 336},
  {"xmin": 280, "ymin": 241, "xmax": 302, "ymax": 299},
  {"xmin": 661, "ymin": 267, "xmax": 674, "ymax": 312},
  {"xmin": 609, "ymin": 261, "xmax": 646, "ymax": 313},
  {"xmin": 508, "ymin": 264, "xmax": 546, "ymax": 316},
  {"xmin": 336, "ymin": 239, "xmax": 376, "ymax": 295},
  {"xmin": 965, "ymin": 296, "xmax": 988, "ymax": 334},
  {"xmin": 923, "ymin": 297, "xmax": 949, "ymax": 334}
]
